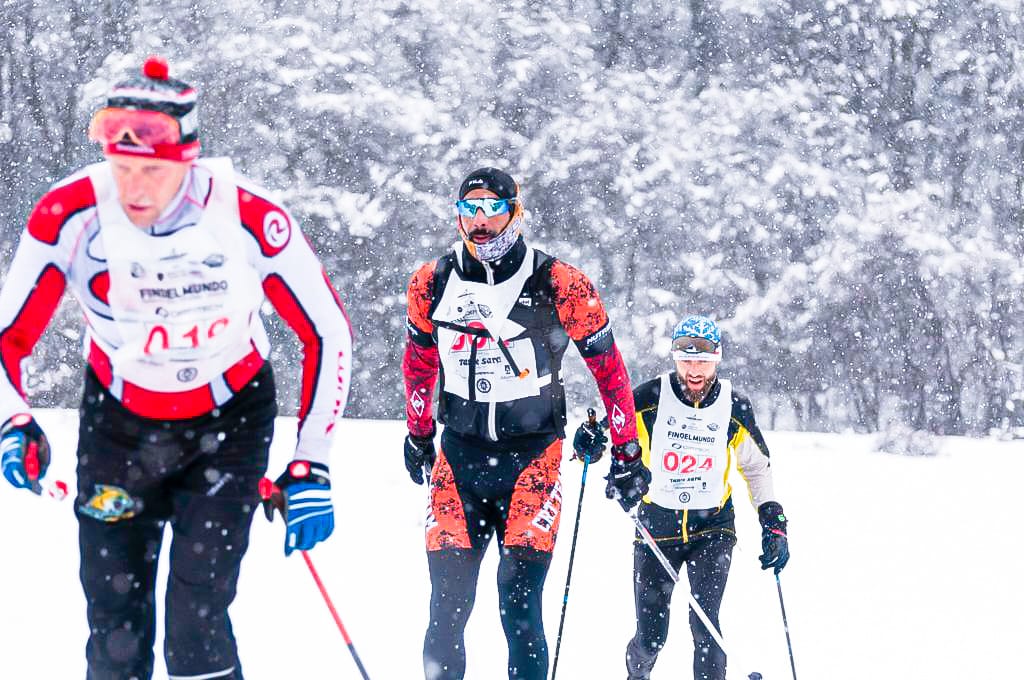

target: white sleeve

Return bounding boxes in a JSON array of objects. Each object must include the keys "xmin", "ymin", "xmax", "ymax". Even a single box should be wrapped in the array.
[{"xmin": 237, "ymin": 178, "xmax": 353, "ymax": 467}]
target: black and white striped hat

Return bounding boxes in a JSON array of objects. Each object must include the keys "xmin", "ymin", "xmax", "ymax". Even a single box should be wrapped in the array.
[{"xmin": 105, "ymin": 56, "xmax": 199, "ymax": 144}]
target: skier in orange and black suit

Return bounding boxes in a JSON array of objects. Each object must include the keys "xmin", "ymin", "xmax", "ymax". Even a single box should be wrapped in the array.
[{"xmin": 401, "ymin": 167, "xmax": 644, "ymax": 680}]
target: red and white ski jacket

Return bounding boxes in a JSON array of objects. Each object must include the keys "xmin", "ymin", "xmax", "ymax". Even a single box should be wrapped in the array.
[{"xmin": 0, "ymin": 158, "xmax": 353, "ymax": 465}]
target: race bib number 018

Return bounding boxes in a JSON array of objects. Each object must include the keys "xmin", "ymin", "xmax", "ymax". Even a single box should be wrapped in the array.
[
  {"xmin": 661, "ymin": 450, "xmax": 714, "ymax": 474},
  {"xmin": 143, "ymin": 317, "xmax": 230, "ymax": 355}
]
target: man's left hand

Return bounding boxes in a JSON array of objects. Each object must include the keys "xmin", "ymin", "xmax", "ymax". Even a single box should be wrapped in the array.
[
  {"xmin": 262, "ymin": 460, "xmax": 334, "ymax": 556},
  {"xmin": 758, "ymin": 501, "xmax": 790, "ymax": 574}
]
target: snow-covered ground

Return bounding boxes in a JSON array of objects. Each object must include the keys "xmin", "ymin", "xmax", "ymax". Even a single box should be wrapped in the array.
[{"xmin": 2, "ymin": 411, "xmax": 1022, "ymax": 679}]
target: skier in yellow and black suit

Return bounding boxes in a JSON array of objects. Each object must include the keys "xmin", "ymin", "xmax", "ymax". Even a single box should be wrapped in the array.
[{"xmin": 574, "ymin": 315, "xmax": 790, "ymax": 680}]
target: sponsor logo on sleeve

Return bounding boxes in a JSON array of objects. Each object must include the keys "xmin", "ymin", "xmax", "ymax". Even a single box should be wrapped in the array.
[
  {"xmin": 411, "ymin": 389, "xmax": 426, "ymax": 416},
  {"xmin": 583, "ymin": 324, "xmax": 612, "ymax": 350},
  {"xmin": 611, "ymin": 404, "xmax": 626, "ymax": 433},
  {"xmin": 263, "ymin": 210, "xmax": 291, "ymax": 250}
]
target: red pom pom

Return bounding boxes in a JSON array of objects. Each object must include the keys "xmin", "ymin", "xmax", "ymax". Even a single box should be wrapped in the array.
[{"xmin": 142, "ymin": 56, "xmax": 169, "ymax": 81}]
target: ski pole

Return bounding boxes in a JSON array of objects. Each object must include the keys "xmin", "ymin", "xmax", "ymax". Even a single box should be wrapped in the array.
[
  {"xmin": 776, "ymin": 573, "xmax": 798, "ymax": 680},
  {"xmin": 550, "ymin": 434, "xmax": 595, "ymax": 680},
  {"xmin": 628, "ymin": 509, "xmax": 729, "ymax": 654},
  {"xmin": 259, "ymin": 478, "xmax": 372, "ymax": 680}
]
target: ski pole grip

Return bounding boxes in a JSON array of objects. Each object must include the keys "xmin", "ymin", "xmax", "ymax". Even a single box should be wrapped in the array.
[
  {"xmin": 259, "ymin": 477, "xmax": 286, "ymax": 522},
  {"xmin": 258, "ymin": 477, "xmax": 276, "ymax": 501},
  {"xmin": 25, "ymin": 441, "xmax": 39, "ymax": 481}
]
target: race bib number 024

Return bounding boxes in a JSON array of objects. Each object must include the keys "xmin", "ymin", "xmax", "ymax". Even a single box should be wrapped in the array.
[{"xmin": 661, "ymin": 450, "xmax": 714, "ymax": 474}]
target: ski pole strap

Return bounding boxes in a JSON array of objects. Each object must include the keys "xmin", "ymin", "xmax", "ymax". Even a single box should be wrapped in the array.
[{"xmin": 629, "ymin": 509, "xmax": 729, "ymax": 655}]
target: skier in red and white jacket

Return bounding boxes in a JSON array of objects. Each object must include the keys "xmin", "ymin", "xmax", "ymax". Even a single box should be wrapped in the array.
[{"xmin": 0, "ymin": 57, "xmax": 353, "ymax": 680}]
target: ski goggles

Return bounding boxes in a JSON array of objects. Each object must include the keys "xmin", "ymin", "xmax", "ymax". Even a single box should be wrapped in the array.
[
  {"xmin": 455, "ymin": 197, "xmax": 516, "ymax": 218},
  {"xmin": 670, "ymin": 336, "xmax": 722, "ymax": 362},
  {"xmin": 88, "ymin": 107, "xmax": 183, "ymax": 147}
]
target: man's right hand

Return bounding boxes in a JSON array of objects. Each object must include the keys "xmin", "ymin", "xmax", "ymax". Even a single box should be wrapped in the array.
[
  {"xmin": 404, "ymin": 429, "xmax": 436, "ymax": 485},
  {"xmin": 572, "ymin": 407, "xmax": 607, "ymax": 463},
  {"xmin": 1, "ymin": 413, "xmax": 50, "ymax": 493}
]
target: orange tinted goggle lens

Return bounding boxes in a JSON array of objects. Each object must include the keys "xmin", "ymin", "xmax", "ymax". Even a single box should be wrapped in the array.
[{"xmin": 88, "ymin": 108, "xmax": 181, "ymax": 146}]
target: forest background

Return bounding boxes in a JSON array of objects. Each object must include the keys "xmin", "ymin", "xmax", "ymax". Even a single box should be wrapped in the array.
[{"xmin": 0, "ymin": 0, "xmax": 1021, "ymax": 437}]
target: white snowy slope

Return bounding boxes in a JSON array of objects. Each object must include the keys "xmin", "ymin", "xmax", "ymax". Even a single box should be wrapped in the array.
[{"xmin": 1, "ymin": 410, "xmax": 1023, "ymax": 679}]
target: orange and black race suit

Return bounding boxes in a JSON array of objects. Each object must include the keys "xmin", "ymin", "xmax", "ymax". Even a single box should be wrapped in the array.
[
  {"xmin": 404, "ymin": 236, "xmax": 636, "ymax": 680},
  {"xmin": 403, "ymin": 236, "xmax": 637, "ymax": 554}
]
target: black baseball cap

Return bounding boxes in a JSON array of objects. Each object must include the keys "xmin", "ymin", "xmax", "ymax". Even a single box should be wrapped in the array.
[{"xmin": 459, "ymin": 167, "xmax": 518, "ymax": 200}]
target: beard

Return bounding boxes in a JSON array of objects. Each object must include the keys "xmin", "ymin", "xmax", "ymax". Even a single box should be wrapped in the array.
[{"xmin": 680, "ymin": 374, "xmax": 717, "ymax": 404}]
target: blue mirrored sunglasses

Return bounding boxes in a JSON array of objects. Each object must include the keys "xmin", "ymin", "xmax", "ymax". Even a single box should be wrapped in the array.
[{"xmin": 455, "ymin": 198, "xmax": 515, "ymax": 218}]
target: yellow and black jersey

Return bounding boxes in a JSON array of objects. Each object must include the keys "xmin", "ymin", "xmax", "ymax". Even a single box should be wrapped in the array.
[{"xmin": 632, "ymin": 372, "xmax": 778, "ymax": 545}]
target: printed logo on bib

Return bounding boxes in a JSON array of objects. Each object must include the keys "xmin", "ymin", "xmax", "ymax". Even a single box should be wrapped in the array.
[
  {"xmin": 202, "ymin": 253, "xmax": 225, "ymax": 268},
  {"xmin": 666, "ymin": 430, "xmax": 715, "ymax": 444},
  {"xmin": 139, "ymin": 280, "xmax": 229, "ymax": 301},
  {"xmin": 450, "ymin": 321, "xmax": 500, "ymax": 352},
  {"xmin": 177, "ymin": 367, "xmax": 198, "ymax": 383},
  {"xmin": 263, "ymin": 210, "xmax": 291, "ymax": 249},
  {"xmin": 476, "ymin": 378, "xmax": 492, "ymax": 393}
]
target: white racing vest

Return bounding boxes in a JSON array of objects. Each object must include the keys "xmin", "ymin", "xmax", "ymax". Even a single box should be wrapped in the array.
[
  {"xmin": 647, "ymin": 375, "xmax": 734, "ymax": 510},
  {"xmin": 89, "ymin": 158, "xmax": 264, "ymax": 392},
  {"xmin": 432, "ymin": 245, "xmax": 549, "ymax": 404}
]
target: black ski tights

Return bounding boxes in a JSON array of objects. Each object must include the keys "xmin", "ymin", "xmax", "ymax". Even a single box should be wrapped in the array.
[
  {"xmin": 424, "ymin": 547, "xmax": 551, "ymax": 680},
  {"xmin": 626, "ymin": 532, "xmax": 735, "ymax": 680}
]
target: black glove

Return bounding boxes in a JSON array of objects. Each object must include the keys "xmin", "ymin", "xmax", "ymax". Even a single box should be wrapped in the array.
[
  {"xmin": 604, "ymin": 440, "xmax": 650, "ymax": 511},
  {"xmin": 404, "ymin": 428, "xmax": 436, "ymax": 485},
  {"xmin": 758, "ymin": 501, "xmax": 790, "ymax": 574},
  {"xmin": 572, "ymin": 407, "xmax": 607, "ymax": 463},
  {"xmin": 1, "ymin": 413, "xmax": 51, "ymax": 494}
]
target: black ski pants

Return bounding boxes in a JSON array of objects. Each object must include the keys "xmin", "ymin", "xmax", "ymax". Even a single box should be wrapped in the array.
[
  {"xmin": 626, "ymin": 530, "xmax": 736, "ymax": 680},
  {"xmin": 425, "ymin": 548, "xmax": 551, "ymax": 680},
  {"xmin": 423, "ymin": 431, "xmax": 558, "ymax": 680},
  {"xmin": 75, "ymin": 365, "xmax": 275, "ymax": 680}
]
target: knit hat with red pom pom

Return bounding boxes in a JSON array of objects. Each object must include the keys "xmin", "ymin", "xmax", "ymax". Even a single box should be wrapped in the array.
[{"xmin": 95, "ymin": 56, "xmax": 200, "ymax": 160}]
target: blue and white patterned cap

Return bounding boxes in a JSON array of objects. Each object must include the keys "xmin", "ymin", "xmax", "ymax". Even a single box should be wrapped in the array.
[{"xmin": 670, "ymin": 315, "xmax": 722, "ymax": 362}]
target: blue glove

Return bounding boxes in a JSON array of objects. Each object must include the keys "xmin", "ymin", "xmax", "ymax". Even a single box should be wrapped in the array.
[
  {"xmin": 1, "ymin": 413, "xmax": 50, "ymax": 494},
  {"xmin": 261, "ymin": 460, "xmax": 334, "ymax": 556}
]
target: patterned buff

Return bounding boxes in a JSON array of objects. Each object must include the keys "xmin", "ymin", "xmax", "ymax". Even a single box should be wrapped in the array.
[
  {"xmin": 670, "ymin": 314, "xmax": 723, "ymax": 363},
  {"xmin": 457, "ymin": 167, "xmax": 524, "ymax": 262}
]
